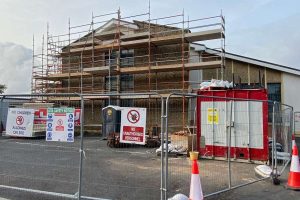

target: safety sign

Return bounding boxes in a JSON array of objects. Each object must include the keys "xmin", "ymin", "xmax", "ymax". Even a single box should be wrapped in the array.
[
  {"xmin": 34, "ymin": 108, "xmax": 47, "ymax": 124},
  {"xmin": 207, "ymin": 108, "xmax": 219, "ymax": 124},
  {"xmin": 6, "ymin": 108, "xmax": 34, "ymax": 137},
  {"xmin": 34, "ymin": 108, "xmax": 81, "ymax": 126},
  {"xmin": 46, "ymin": 108, "xmax": 75, "ymax": 142},
  {"xmin": 120, "ymin": 107, "xmax": 146, "ymax": 145}
]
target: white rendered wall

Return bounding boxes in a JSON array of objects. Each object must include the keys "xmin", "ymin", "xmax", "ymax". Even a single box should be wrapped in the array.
[{"xmin": 282, "ymin": 73, "xmax": 300, "ymax": 112}]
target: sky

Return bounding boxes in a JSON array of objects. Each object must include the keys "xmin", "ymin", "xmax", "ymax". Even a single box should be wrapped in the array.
[{"xmin": 0, "ymin": 0, "xmax": 300, "ymax": 93}]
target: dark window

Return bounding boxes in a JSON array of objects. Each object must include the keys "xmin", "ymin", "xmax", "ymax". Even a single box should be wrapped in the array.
[
  {"xmin": 105, "ymin": 74, "xmax": 134, "ymax": 92},
  {"xmin": 267, "ymin": 83, "xmax": 281, "ymax": 122},
  {"xmin": 105, "ymin": 76, "xmax": 117, "ymax": 92},
  {"xmin": 267, "ymin": 83, "xmax": 281, "ymax": 103},
  {"xmin": 105, "ymin": 49, "xmax": 134, "ymax": 68},
  {"xmin": 120, "ymin": 49, "xmax": 134, "ymax": 67},
  {"xmin": 120, "ymin": 74, "xmax": 134, "ymax": 92},
  {"xmin": 105, "ymin": 51, "xmax": 117, "ymax": 67}
]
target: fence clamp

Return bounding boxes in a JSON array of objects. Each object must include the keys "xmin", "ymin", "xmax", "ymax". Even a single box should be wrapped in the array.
[{"xmin": 80, "ymin": 149, "xmax": 86, "ymax": 159}]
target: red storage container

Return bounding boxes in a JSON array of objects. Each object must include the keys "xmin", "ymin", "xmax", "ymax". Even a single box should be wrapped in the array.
[{"xmin": 196, "ymin": 89, "xmax": 268, "ymax": 161}]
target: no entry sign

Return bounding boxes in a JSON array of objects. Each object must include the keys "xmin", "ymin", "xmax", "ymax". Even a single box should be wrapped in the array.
[{"xmin": 120, "ymin": 107, "xmax": 146, "ymax": 145}]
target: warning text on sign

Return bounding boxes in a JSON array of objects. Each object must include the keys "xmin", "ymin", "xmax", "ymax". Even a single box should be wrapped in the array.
[
  {"xmin": 122, "ymin": 126, "xmax": 144, "ymax": 142},
  {"xmin": 120, "ymin": 107, "xmax": 146, "ymax": 145}
]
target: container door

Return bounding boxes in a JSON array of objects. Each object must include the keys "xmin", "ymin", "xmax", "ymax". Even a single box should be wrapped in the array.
[
  {"xmin": 233, "ymin": 101, "xmax": 264, "ymax": 160},
  {"xmin": 200, "ymin": 101, "xmax": 227, "ymax": 157}
]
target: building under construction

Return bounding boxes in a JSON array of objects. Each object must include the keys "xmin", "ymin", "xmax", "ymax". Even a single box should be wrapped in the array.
[{"xmin": 31, "ymin": 8, "xmax": 225, "ymax": 131}]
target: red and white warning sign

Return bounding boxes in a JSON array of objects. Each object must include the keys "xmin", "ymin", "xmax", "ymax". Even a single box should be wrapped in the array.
[
  {"xmin": 34, "ymin": 108, "xmax": 47, "ymax": 124},
  {"xmin": 120, "ymin": 107, "xmax": 146, "ymax": 145},
  {"xmin": 6, "ymin": 108, "xmax": 34, "ymax": 137}
]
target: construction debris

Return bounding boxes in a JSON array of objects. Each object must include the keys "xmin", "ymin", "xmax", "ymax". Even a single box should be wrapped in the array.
[
  {"xmin": 172, "ymin": 130, "xmax": 189, "ymax": 136},
  {"xmin": 156, "ymin": 143, "xmax": 187, "ymax": 154},
  {"xmin": 254, "ymin": 165, "xmax": 273, "ymax": 178},
  {"xmin": 200, "ymin": 79, "xmax": 233, "ymax": 90}
]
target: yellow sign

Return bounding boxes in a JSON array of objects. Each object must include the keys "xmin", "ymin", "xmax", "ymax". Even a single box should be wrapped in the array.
[
  {"xmin": 107, "ymin": 109, "xmax": 112, "ymax": 116},
  {"xmin": 207, "ymin": 108, "xmax": 219, "ymax": 124}
]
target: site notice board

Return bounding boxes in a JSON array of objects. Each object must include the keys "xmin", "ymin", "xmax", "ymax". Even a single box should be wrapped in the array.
[
  {"xmin": 120, "ymin": 107, "xmax": 147, "ymax": 145},
  {"xmin": 46, "ymin": 108, "xmax": 75, "ymax": 142}
]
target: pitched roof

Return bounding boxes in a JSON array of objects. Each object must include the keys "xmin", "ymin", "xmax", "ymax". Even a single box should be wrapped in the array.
[{"xmin": 192, "ymin": 43, "xmax": 300, "ymax": 76}]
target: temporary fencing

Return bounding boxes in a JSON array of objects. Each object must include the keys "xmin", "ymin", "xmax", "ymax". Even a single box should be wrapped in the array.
[
  {"xmin": 0, "ymin": 92, "xmax": 294, "ymax": 200},
  {"xmin": 271, "ymin": 102, "xmax": 293, "ymax": 181},
  {"xmin": 80, "ymin": 93, "xmax": 163, "ymax": 200},
  {"xmin": 0, "ymin": 92, "xmax": 165, "ymax": 200},
  {"xmin": 0, "ymin": 93, "xmax": 84, "ymax": 199},
  {"xmin": 163, "ymin": 91, "xmax": 293, "ymax": 199}
]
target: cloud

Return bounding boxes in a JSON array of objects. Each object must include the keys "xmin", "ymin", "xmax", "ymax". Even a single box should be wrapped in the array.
[
  {"xmin": 227, "ymin": 13, "xmax": 300, "ymax": 69},
  {"xmin": 0, "ymin": 42, "xmax": 32, "ymax": 94}
]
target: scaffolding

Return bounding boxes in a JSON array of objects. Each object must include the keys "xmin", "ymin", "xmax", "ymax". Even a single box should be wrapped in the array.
[
  {"xmin": 31, "ymin": 6, "xmax": 225, "ymax": 129},
  {"xmin": 32, "ymin": 6, "xmax": 225, "ymax": 96}
]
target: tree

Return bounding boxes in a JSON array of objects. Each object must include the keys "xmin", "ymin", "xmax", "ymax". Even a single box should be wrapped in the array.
[{"xmin": 0, "ymin": 84, "xmax": 6, "ymax": 94}]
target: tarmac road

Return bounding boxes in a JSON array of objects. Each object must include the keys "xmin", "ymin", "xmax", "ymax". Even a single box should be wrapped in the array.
[
  {"xmin": 207, "ymin": 177, "xmax": 299, "ymax": 200},
  {"xmin": 208, "ymin": 138, "xmax": 300, "ymax": 200},
  {"xmin": 0, "ymin": 137, "xmax": 298, "ymax": 200},
  {"xmin": 0, "ymin": 137, "xmax": 161, "ymax": 200}
]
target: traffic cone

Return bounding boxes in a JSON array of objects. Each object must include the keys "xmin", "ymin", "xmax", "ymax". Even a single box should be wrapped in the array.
[
  {"xmin": 287, "ymin": 141, "xmax": 300, "ymax": 190},
  {"xmin": 291, "ymin": 134, "xmax": 298, "ymax": 156},
  {"xmin": 189, "ymin": 160, "xmax": 203, "ymax": 200},
  {"xmin": 292, "ymin": 134, "xmax": 296, "ymax": 149}
]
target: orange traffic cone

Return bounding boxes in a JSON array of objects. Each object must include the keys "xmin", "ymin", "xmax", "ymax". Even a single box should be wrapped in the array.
[
  {"xmin": 189, "ymin": 160, "xmax": 203, "ymax": 200},
  {"xmin": 287, "ymin": 140, "xmax": 300, "ymax": 190}
]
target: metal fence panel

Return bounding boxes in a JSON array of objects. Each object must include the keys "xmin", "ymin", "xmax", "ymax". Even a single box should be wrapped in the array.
[
  {"xmin": 0, "ymin": 94, "xmax": 83, "ymax": 199},
  {"xmin": 165, "ymin": 92, "xmax": 293, "ymax": 199},
  {"xmin": 80, "ymin": 93, "xmax": 163, "ymax": 200},
  {"xmin": 165, "ymin": 95, "xmax": 230, "ymax": 198},
  {"xmin": 272, "ymin": 103, "xmax": 292, "ymax": 178},
  {"xmin": 0, "ymin": 92, "xmax": 294, "ymax": 200},
  {"xmin": 0, "ymin": 93, "xmax": 165, "ymax": 200}
]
